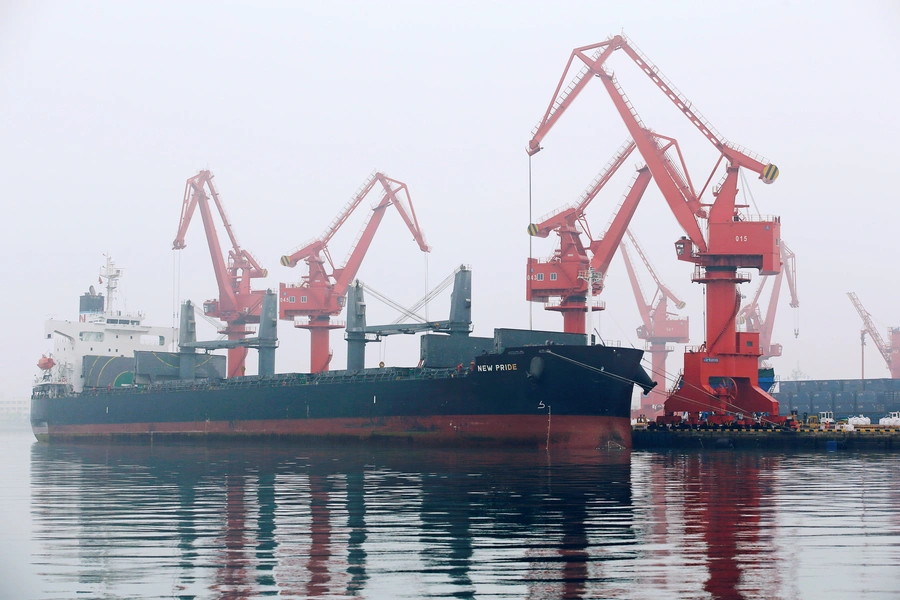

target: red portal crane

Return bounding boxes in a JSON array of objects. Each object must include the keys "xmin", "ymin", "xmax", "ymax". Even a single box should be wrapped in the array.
[
  {"xmin": 173, "ymin": 170, "xmax": 268, "ymax": 378},
  {"xmin": 279, "ymin": 172, "xmax": 430, "ymax": 373},
  {"xmin": 847, "ymin": 292, "xmax": 900, "ymax": 379},
  {"xmin": 528, "ymin": 34, "xmax": 782, "ymax": 417},
  {"xmin": 527, "ymin": 139, "xmax": 652, "ymax": 333},
  {"xmin": 738, "ymin": 242, "xmax": 799, "ymax": 363},
  {"xmin": 620, "ymin": 230, "xmax": 689, "ymax": 419}
]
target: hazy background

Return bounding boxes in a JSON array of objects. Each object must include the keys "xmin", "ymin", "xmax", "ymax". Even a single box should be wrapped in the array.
[{"xmin": 2, "ymin": 1, "xmax": 898, "ymax": 400}]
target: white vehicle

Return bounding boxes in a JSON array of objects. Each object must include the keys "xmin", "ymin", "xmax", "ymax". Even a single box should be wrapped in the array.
[
  {"xmin": 818, "ymin": 411, "xmax": 835, "ymax": 425},
  {"xmin": 878, "ymin": 411, "xmax": 900, "ymax": 426}
]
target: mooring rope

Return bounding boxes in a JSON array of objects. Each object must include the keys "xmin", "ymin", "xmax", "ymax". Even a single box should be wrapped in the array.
[
  {"xmin": 545, "ymin": 350, "xmax": 780, "ymax": 424},
  {"xmin": 544, "ymin": 350, "xmax": 642, "ymax": 387}
]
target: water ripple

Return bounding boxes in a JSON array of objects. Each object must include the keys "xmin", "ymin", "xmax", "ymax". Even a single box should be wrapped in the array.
[{"xmin": 12, "ymin": 440, "xmax": 899, "ymax": 599}]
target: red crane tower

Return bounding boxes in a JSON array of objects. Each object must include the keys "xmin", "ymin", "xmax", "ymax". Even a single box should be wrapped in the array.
[
  {"xmin": 173, "ymin": 170, "xmax": 268, "ymax": 378},
  {"xmin": 279, "ymin": 172, "xmax": 430, "ymax": 373},
  {"xmin": 620, "ymin": 230, "xmax": 689, "ymax": 419},
  {"xmin": 528, "ymin": 34, "xmax": 782, "ymax": 417},
  {"xmin": 526, "ymin": 139, "xmax": 652, "ymax": 333},
  {"xmin": 847, "ymin": 292, "xmax": 900, "ymax": 379},
  {"xmin": 738, "ymin": 242, "xmax": 799, "ymax": 363}
]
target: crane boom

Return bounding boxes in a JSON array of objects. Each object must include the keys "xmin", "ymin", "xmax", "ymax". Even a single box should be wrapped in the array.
[
  {"xmin": 279, "ymin": 172, "xmax": 430, "ymax": 373},
  {"xmin": 615, "ymin": 35, "xmax": 776, "ymax": 178},
  {"xmin": 625, "ymin": 229, "xmax": 685, "ymax": 309},
  {"xmin": 620, "ymin": 233, "xmax": 689, "ymax": 420},
  {"xmin": 782, "ymin": 242, "xmax": 799, "ymax": 309},
  {"xmin": 765, "ymin": 242, "xmax": 799, "ymax": 340},
  {"xmin": 527, "ymin": 163, "xmax": 651, "ymax": 334},
  {"xmin": 530, "ymin": 139, "xmax": 635, "ymax": 238},
  {"xmin": 527, "ymin": 34, "xmax": 781, "ymax": 253},
  {"xmin": 528, "ymin": 34, "xmax": 783, "ymax": 417},
  {"xmin": 597, "ymin": 70, "xmax": 708, "ymax": 249},
  {"xmin": 620, "ymin": 240, "xmax": 652, "ymax": 328},
  {"xmin": 175, "ymin": 172, "xmax": 237, "ymax": 313},
  {"xmin": 588, "ymin": 167, "xmax": 652, "ymax": 276},
  {"xmin": 848, "ymin": 292, "xmax": 899, "ymax": 377},
  {"xmin": 172, "ymin": 170, "xmax": 268, "ymax": 378},
  {"xmin": 737, "ymin": 242, "xmax": 799, "ymax": 362},
  {"xmin": 333, "ymin": 173, "xmax": 430, "ymax": 294},
  {"xmin": 620, "ymin": 233, "xmax": 689, "ymax": 335},
  {"xmin": 281, "ymin": 172, "xmax": 381, "ymax": 269},
  {"xmin": 528, "ymin": 42, "xmax": 619, "ymax": 156},
  {"xmin": 526, "ymin": 36, "xmax": 709, "ymax": 249}
]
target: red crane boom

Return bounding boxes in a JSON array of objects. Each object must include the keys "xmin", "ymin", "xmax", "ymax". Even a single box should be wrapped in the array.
[
  {"xmin": 528, "ymin": 34, "xmax": 783, "ymax": 417},
  {"xmin": 738, "ymin": 242, "xmax": 799, "ymax": 363},
  {"xmin": 620, "ymin": 231, "xmax": 689, "ymax": 420},
  {"xmin": 847, "ymin": 292, "xmax": 900, "ymax": 379},
  {"xmin": 528, "ymin": 139, "xmax": 635, "ymax": 239},
  {"xmin": 526, "ymin": 140, "xmax": 651, "ymax": 333},
  {"xmin": 173, "ymin": 170, "xmax": 268, "ymax": 378},
  {"xmin": 279, "ymin": 172, "xmax": 430, "ymax": 373}
]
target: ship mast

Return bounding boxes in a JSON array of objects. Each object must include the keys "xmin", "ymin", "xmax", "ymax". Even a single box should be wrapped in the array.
[{"xmin": 99, "ymin": 254, "xmax": 123, "ymax": 315}]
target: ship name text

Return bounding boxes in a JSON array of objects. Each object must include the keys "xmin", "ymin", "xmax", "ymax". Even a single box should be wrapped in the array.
[{"xmin": 477, "ymin": 363, "xmax": 518, "ymax": 373}]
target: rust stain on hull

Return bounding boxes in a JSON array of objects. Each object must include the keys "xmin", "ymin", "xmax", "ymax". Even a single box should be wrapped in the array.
[{"xmin": 44, "ymin": 414, "xmax": 632, "ymax": 450}]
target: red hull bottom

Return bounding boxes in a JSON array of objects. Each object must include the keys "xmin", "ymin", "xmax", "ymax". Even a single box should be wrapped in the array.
[{"xmin": 38, "ymin": 415, "xmax": 633, "ymax": 450}]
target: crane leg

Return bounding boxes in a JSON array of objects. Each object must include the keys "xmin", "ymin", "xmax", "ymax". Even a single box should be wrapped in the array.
[
  {"xmin": 562, "ymin": 309, "xmax": 586, "ymax": 335},
  {"xmin": 666, "ymin": 353, "xmax": 778, "ymax": 417},
  {"xmin": 665, "ymin": 271, "xmax": 778, "ymax": 417},
  {"xmin": 227, "ymin": 346, "xmax": 249, "ymax": 378},
  {"xmin": 309, "ymin": 327, "xmax": 332, "ymax": 374},
  {"xmin": 224, "ymin": 326, "xmax": 250, "ymax": 378}
]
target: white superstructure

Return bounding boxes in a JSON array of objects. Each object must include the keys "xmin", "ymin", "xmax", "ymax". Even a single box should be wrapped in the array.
[{"xmin": 37, "ymin": 256, "xmax": 176, "ymax": 393}]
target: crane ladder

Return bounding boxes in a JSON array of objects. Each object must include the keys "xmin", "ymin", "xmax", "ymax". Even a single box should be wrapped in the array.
[{"xmin": 530, "ymin": 47, "xmax": 606, "ymax": 138}]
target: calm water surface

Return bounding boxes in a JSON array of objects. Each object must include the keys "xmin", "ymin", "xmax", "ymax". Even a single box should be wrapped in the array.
[{"xmin": 2, "ymin": 428, "xmax": 899, "ymax": 599}]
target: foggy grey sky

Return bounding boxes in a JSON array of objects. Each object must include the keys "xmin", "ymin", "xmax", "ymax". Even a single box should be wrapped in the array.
[{"xmin": 2, "ymin": 1, "xmax": 899, "ymax": 399}]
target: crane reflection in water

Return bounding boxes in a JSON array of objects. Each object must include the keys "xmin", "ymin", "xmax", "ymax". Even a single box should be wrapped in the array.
[{"xmin": 29, "ymin": 443, "xmax": 900, "ymax": 599}]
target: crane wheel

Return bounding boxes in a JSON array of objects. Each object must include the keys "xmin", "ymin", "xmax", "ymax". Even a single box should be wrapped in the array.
[{"xmin": 761, "ymin": 164, "xmax": 779, "ymax": 184}]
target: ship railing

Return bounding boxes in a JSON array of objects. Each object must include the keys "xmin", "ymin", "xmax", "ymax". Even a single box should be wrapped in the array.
[
  {"xmin": 105, "ymin": 310, "xmax": 146, "ymax": 320},
  {"xmin": 739, "ymin": 214, "xmax": 779, "ymax": 223},
  {"xmin": 544, "ymin": 297, "xmax": 607, "ymax": 310},
  {"xmin": 80, "ymin": 365, "xmax": 466, "ymax": 396},
  {"xmin": 643, "ymin": 342, "xmax": 675, "ymax": 353},
  {"xmin": 598, "ymin": 339, "xmax": 624, "ymax": 347}
]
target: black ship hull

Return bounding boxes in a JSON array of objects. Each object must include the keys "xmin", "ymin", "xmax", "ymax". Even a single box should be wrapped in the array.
[{"xmin": 32, "ymin": 344, "xmax": 647, "ymax": 450}]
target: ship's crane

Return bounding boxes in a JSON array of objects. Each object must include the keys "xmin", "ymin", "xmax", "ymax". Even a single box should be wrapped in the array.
[
  {"xmin": 527, "ymin": 34, "xmax": 782, "ymax": 418},
  {"xmin": 279, "ymin": 172, "xmax": 430, "ymax": 373},
  {"xmin": 620, "ymin": 230, "xmax": 689, "ymax": 418},
  {"xmin": 173, "ymin": 170, "xmax": 268, "ymax": 378},
  {"xmin": 527, "ymin": 139, "xmax": 652, "ymax": 333},
  {"xmin": 345, "ymin": 266, "xmax": 473, "ymax": 371},
  {"xmin": 847, "ymin": 292, "xmax": 900, "ymax": 379},
  {"xmin": 738, "ymin": 242, "xmax": 799, "ymax": 363}
]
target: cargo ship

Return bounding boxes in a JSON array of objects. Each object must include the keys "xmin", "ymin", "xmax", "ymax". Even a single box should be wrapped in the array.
[{"xmin": 32, "ymin": 260, "xmax": 656, "ymax": 449}]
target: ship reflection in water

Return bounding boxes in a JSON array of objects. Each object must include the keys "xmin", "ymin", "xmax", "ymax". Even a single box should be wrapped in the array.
[{"xmin": 30, "ymin": 444, "xmax": 900, "ymax": 599}]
